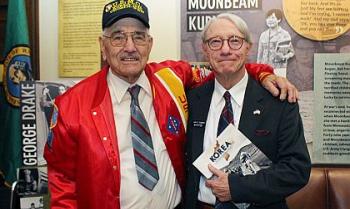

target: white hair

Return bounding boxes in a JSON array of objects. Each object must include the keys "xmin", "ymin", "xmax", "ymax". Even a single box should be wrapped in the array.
[{"xmin": 201, "ymin": 13, "xmax": 252, "ymax": 44}]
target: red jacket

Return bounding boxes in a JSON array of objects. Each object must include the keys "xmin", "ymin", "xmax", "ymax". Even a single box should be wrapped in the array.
[{"xmin": 44, "ymin": 60, "xmax": 272, "ymax": 209}]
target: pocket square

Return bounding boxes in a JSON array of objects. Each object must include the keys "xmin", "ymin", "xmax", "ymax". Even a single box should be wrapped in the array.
[{"xmin": 255, "ymin": 129, "xmax": 271, "ymax": 136}]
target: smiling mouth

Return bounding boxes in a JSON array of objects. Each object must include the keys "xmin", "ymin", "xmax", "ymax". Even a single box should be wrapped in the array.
[
  {"xmin": 219, "ymin": 59, "xmax": 236, "ymax": 63},
  {"xmin": 122, "ymin": 57, "xmax": 138, "ymax": 61}
]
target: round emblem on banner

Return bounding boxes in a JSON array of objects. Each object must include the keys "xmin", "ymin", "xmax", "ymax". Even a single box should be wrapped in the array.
[{"xmin": 3, "ymin": 46, "xmax": 32, "ymax": 106}]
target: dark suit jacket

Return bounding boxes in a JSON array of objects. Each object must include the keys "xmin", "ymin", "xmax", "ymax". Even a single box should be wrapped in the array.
[{"xmin": 184, "ymin": 76, "xmax": 311, "ymax": 209}]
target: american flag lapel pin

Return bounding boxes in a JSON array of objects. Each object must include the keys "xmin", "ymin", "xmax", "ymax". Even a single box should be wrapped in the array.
[{"xmin": 253, "ymin": 109, "xmax": 261, "ymax": 115}]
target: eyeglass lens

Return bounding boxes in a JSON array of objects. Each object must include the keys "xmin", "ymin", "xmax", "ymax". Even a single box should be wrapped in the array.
[
  {"xmin": 108, "ymin": 31, "xmax": 148, "ymax": 46},
  {"xmin": 207, "ymin": 36, "xmax": 244, "ymax": 50}
]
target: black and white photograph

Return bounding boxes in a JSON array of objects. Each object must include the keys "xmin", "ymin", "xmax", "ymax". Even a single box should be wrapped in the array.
[
  {"xmin": 17, "ymin": 168, "xmax": 38, "ymax": 195},
  {"xmin": 20, "ymin": 196, "xmax": 44, "ymax": 209},
  {"xmin": 223, "ymin": 143, "xmax": 272, "ymax": 177},
  {"xmin": 17, "ymin": 167, "xmax": 48, "ymax": 196},
  {"xmin": 257, "ymin": 8, "xmax": 294, "ymax": 77}
]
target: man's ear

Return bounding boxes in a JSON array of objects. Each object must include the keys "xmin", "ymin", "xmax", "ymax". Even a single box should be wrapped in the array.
[
  {"xmin": 147, "ymin": 36, "xmax": 153, "ymax": 54},
  {"xmin": 245, "ymin": 43, "xmax": 252, "ymax": 56},
  {"xmin": 202, "ymin": 42, "xmax": 209, "ymax": 60},
  {"xmin": 99, "ymin": 36, "xmax": 107, "ymax": 61}
]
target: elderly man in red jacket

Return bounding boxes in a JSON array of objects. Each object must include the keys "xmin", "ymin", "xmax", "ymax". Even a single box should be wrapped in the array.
[{"xmin": 44, "ymin": 1, "xmax": 298, "ymax": 209}]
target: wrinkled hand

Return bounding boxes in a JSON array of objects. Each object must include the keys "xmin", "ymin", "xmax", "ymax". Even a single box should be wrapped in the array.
[
  {"xmin": 262, "ymin": 75, "xmax": 299, "ymax": 103},
  {"xmin": 206, "ymin": 164, "xmax": 231, "ymax": 202}
]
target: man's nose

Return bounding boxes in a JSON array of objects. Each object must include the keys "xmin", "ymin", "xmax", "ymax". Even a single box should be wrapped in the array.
[
  {"xmin": 221, "ymin": 40, "xmax": 231, "ymax": 54},
  {"xmin": 123, "ymin": 36, "xmax": 137, "ymax": 52}
]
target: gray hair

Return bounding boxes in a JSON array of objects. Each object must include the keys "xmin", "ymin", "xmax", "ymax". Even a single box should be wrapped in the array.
[{"xmin": 201, "ymin": 13, "xmax": 252, "ymax": 44}]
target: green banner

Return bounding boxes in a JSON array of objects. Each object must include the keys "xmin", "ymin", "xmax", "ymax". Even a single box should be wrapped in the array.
[{"xmin": 1, "ymin": 0, "xmax": 33, "ymax": 187}]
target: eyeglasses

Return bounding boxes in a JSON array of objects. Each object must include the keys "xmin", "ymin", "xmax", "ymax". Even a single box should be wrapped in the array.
[
  {"xmin": 205, "ymin": 35, "xmax": 245, "ymax": 51},
  {"xmin": 103, "ymin": 31, "xmax": 150, "ymax": 47}
]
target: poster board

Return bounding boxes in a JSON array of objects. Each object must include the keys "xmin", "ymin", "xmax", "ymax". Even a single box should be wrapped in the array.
[
  {"xmin": 19, "ymin": 80, "xmax": 79, "ymax": 208},
  {"xmin": 313, "ymin": 53, "xmax": 350, "ymax": 164},
  {"xmin": 58, "ymin": 0, "xmax": 107, "ymax": 77},
  {"xmin": 180, "ymin": 0, "xmax": 350, "ymax": 164},
  {"xmin": 20, "ymin": 80, "xmax": 78, "ymax": 166}
]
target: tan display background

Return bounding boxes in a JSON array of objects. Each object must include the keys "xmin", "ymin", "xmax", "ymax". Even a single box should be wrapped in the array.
[
  {"xmin": 283, "ymin": 0, "xmax": 350, "ymax": 41},
  {"xmin": 58, "ymin": 0, "xmax": 107, "ymax": 77}
]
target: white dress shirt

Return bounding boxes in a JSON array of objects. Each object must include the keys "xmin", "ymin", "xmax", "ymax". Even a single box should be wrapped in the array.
[
  {"xmin": 198, "ymin": 71, "xmax": 248, "ymax": 205},
  {"xmin": 107, "ymin": 69, "xmax": 181, "ymax": 209}
]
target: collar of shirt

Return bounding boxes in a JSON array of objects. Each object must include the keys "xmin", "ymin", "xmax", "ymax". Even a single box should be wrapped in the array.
[
  {"xmin": 107, "ymin": 68, "xmax": 152, "ymax": 104},
  {"xmin": 213, "ymin": 70, "xmax": 248, "ymax": 108}
]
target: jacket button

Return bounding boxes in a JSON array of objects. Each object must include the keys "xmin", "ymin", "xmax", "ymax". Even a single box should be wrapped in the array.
[
  {"xmin": 102, "ymin": 136, "xmax": 107, "ymax": 141},
  {"xmin": 92, "ymin": 111, "xmax": 97, "ymax": 116},
  {"xmin": 113, "ymin": 166, "xmax": 117, "ymax": 170}
]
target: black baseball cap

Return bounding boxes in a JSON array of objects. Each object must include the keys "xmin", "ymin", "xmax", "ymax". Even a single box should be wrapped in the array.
[{"xmin": 102, "ymin": 0, "xmax": 150, "ymax": 29}]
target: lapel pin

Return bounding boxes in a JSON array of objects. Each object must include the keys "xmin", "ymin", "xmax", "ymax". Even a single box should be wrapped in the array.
[{"xmin": 253, "ymin": 109, "xmax": 261, "ymax": 115}]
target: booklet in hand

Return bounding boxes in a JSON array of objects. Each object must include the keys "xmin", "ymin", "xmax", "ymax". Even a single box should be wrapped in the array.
[
  {"xmin": 192, "ymin": 124, "xmax": 252, "ymax": 178},
  {"xmin": 193, "ymin": 124, "xmax": 272, "ymax": 179}
]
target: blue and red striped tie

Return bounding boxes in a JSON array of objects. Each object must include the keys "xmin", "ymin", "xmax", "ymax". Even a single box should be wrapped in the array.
[
  {"xmin": 216, "ymin": 91, "xmax": 236, "ymax": 209},
  {"xmin": 128, "ymin": 85, "xmax": 159, "ymax": 190},
  {"xmin": 217, "ymin": 91, "xmax": 234, "ymax": 136}
]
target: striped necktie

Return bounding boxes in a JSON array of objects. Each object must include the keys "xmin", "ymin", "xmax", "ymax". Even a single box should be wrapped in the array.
[
  {"xmin": 217, "ymin": 91, "xmax": 234, "ymax": 136},
  {"xmin": 128, "ymin": 85, "xmax": 159, "ymax": 190},
  {"xmin": 216, "ymin": 91, "xmax": 236, "ymax": 209}
]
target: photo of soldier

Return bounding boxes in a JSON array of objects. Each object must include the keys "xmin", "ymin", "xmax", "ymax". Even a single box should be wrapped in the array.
[
  {"xmin": 17, "ymin": 168, "xmax": 38, "ymax": 195},
  {"xmin": 257, "ymin": 9, "xmax": 294, "ymax": 77},
  {"xmin": 39, "ymin": 84, "xmax": 67, "ymax": 129},
  {"xmin": 17, "ymin": 167, "xmax": 48, "ymax": 196}
]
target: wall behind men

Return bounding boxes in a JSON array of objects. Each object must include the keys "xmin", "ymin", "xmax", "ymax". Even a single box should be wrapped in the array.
[{"xmin": 39, "ymin": 0, "xmax": 180, "ymax": 80}]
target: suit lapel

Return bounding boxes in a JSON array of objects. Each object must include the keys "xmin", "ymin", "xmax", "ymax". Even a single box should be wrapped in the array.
[
  {"xmin": 239, "ymin": 77, "xmax": 265, "ymax": 143},
  {"xmin": 190, "ymin": 78, "xmax": 265, "ymax": 158},
  {"xmin": 190, "ymin": 81, "xmax": 215, "ymax": 160}
]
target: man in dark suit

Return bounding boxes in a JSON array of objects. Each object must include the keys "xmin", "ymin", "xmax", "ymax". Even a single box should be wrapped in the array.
[{"xmin": 184, "ymin": 13, "xmax": 311, "ymax": 209}]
